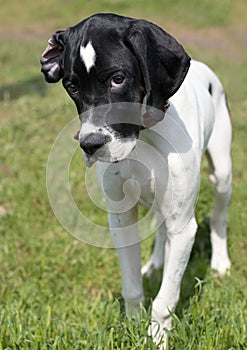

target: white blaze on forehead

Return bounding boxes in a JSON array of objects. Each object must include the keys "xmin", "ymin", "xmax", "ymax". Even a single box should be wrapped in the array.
[{"xmin": 80, "ymin": 41, "xmax": 96, "ymax": 73}]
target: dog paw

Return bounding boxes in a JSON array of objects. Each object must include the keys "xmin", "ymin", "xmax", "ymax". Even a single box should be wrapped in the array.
[
  {"xmin": 147, "ymin": 306, "xmax": 172, "ymax": 349},
  {"xmin": 210, "ymin": 258, "xmax": 231, "ymax": 277},
  {"xmin": 148, "ymin": 320, "xmax": 169, "ymax": 350},
  {"xmin": 141, "ymin": 261, "xmax": 155, "ymax": 278},
  {"xmin": 142, "ymin": 259, "xmax": 162, "ymax": 278},
  {"xmin": 124, "ymin": 296, "xmax": 145, "ymax": 317}
]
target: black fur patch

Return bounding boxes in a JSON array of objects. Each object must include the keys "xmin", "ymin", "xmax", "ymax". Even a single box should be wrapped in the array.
[{"xmin": 208, "ymin": 82, "xmax": 213, "ymax": 95}]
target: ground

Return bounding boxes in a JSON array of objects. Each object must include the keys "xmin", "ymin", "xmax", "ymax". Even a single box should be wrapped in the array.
[{"xmin": 0, "ymin": 2, "xmax": 247, "ymax": 349}]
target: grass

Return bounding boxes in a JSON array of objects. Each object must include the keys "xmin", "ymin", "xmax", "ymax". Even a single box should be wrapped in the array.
[
  {"xmin": 0, "ymin": 0, "xmax": 244, "ymax": 30},
  {"xmin": 0, "ymin": 1, "xmax": 247, "ymax": 349}
]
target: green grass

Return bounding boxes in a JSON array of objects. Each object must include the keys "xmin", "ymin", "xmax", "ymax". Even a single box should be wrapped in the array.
[
  {"xmin": 0, "ymin": 0, "xmax": 244, "ymax": 30},
  {"xmin": 0, "ymin": 1, "xmax": 247, "ymax": 349}
]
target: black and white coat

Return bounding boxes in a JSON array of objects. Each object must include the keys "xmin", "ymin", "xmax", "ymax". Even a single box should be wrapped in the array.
[{"xmin": 41, "ymin": 14, "xmax": 232, "ymax": 348}]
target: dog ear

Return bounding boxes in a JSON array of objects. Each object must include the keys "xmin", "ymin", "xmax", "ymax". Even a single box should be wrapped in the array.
[
  {"xmin": 40, "ymin": 30, "xmax": 65, "ymax": 83},
  {"xmin": 125, "ymin": 21, "xmax": 191, "ymax": 122}
]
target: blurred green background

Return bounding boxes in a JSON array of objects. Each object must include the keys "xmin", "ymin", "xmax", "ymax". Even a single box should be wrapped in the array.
[{"xmin": 0, "ymin": 1, "xmax": 246, "ymax": 349}]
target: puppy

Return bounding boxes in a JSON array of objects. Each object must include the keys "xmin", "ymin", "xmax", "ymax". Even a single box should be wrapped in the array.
[{"xmin": 41, "ymin": 13, "xmax": 232, "ymax": 347}]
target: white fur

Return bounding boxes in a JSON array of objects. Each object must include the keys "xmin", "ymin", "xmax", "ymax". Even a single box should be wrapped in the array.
[
  {"xmin": 96, "ymin": 60, "xmax": 232, "ymax": 348},
  {"xmin": 80, "ymin": 41, "xmax": 96, "ymax": 73},
  {"xmin": 79, "ymin": 121, "xmax": 97, "ymax": 139}
]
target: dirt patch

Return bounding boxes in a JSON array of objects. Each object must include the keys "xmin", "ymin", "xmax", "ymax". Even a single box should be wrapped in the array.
[
  {"xmin": 0, "ymin": 205, "xmax": 9, "ymax": 217},
  {"xmin": 0, "ymin": 24, "xmax": 52, "ymax": 40},
  {"xmin": 0, "ymin": 22, "xmax": 246, "ymax": 61},
  {"xmin": 167, "ymin": 24, "xmax": 246, "ymax": 60}
]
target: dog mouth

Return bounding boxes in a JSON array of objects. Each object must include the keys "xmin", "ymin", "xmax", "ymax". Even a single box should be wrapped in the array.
[{"xmin": 82, "ymin": 138, "xmax": 137, "ymax": 167}]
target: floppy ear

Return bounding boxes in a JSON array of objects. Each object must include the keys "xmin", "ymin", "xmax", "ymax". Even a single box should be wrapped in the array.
[
  {"xmin": 40, "ymin": 30, "xmax": 65, "ymax": 83},
  {"xmin": 125, "ymin": 20, "xmax": 191, "ymax": 123}
]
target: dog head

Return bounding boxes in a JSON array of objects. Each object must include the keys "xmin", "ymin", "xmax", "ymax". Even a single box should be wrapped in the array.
[{"xmin": 41, "ymin": 13, "xmax": 190, "ymax": 166}]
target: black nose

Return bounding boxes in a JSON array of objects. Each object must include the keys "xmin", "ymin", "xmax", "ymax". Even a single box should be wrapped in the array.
[{"xmin": 80, "ymin": 133, "xmax": 111, "ymax": 156}]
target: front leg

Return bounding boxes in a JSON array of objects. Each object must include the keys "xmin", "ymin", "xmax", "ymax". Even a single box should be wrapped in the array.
[
  {"xmin": 97, "ymin": 163, "xmax": 144, "ymax": 314},
  {"xmin": 108, "ymin": 208, "xmax": 144, "ymax": 315},
  {"xmin": 150, "ymin": 217, "xmax": 198, "ymax": 348}
]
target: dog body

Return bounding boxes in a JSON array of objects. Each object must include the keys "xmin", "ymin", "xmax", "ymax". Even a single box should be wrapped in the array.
[
  {"xmin": 41, "ymin": 14, "xmax": 232, "ymax": 347},
  {"xmin": 96, "ymin": 59, "xmax": 232, "ymax": 345}
]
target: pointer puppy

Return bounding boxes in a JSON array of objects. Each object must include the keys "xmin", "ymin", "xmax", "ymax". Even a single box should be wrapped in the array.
[{"xmin": 41, "ymin": 13, "xmax": 232, "ymax": 348}]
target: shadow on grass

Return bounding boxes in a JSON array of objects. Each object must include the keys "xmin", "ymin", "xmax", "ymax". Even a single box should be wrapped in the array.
[
  {"xmin": 0, "ymin": 75, "xmax": 47, "ymax": 101},
  {"xmin": 143, "ymin": 217, "xmax": 211, "ymax": 316}
]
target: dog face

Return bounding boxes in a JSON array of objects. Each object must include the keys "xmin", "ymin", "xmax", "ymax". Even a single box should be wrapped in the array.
[{"xmin": 41, "ymin": 13, "xmax": 190, "ymax": 166}]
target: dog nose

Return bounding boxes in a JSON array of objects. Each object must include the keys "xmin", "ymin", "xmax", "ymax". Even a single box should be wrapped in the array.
[{"xmin": 80, "ymin": 133, "xmax": 111, "ymax": 155}]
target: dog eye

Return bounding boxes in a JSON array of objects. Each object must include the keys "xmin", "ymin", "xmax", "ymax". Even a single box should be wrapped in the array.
[
  {"xmin": 111, "ymin": 75, "xmax": 125, "ymax": 87},
  {"xmin": 66, "ymin": 84, "xmax": 78, "ymax": 95}
]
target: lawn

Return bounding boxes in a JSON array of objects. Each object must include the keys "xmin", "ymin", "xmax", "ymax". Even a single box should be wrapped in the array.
[{"xmin": 0, "ymin": 1, "xmax": 247, "ymax": 349}]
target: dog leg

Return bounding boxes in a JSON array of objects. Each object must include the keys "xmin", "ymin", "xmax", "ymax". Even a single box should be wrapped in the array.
[
  {"xmin": 108, "ymin": 207, "xmax": 144, "ymax": 315},
  {"xmin": 141, "ymin": 213, "xmax": 167, "ymax": 278},
  {"xmin": 206, "ymin": 91, "xmax": 232, "ymax": 276},
  {"xmin": 97, "ymin": 163, "xmax": 144, "ymax": 314},
  {"xmin": 206, "ymin": 149, "xmax": 232, "ymax": 276},
  {"xmin": 210, "ymin": 188, "xmax": 231, "ymax": 276},
  {"xmin": 149, "ymin": 217, "xmax": 197, "ymax": 347}
]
